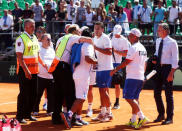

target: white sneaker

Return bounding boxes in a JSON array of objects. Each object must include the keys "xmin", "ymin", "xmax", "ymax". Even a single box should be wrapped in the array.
[
  {"xmin": 32, "ymin": 112, "xmax": 39, "ymax": 116},
  {"xmin": 100, "ymin": 113, "xmax": 113, "ymax": 122},
  {"xmin": 86, "ymin": 109, "xmax": 93, "ymax": 117},
  {"xmin": 91, "ymin": 113, "xmax": 104, "ymax": 121}
]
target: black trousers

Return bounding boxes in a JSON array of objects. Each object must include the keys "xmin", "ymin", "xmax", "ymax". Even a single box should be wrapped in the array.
[
  {"xmin": 52, "ymin": 61, "xmax": 75, "ymax": 122},
  {"xmin": 169, "ymin": 24, "xmax": 178, "ymax": 35},
  {"xmin": 33, "ymin": 77, "xmax": 55, "ymax": 113},
  {"xmin": 153, "ymin": 65, "xmax": 174, "ymax": 120},
  {"xmin": 16, "ymin": 67, "xmax": 38, "ymax": 119}
]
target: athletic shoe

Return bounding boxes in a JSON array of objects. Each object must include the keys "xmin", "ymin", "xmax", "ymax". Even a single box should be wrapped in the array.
[
  {"xmin": 100, "ymin": 113, "xmax": 113, "ymax": 122},
  {"xmin": 60, "ymin": 112, "xmax": 71, "ymax": 129},
  {"xmin": 46, "ymin": 112, "xmax": 53, "ymax": 116},
  {"xmin": 126, "ymin": 119, "xmax": 137, "ymax": 128},
  {"xmin": 43, "ymin": 103, "xmax": 47, "ymax": 111},
  {"xmin": 86, "ymin": 109, "xmax": 93, "ymax": 117},
  {"xmin": 91, "ymin": 113, "xmax": 104, "ymax": 121},
  {"xmin": 113, "ymin": 104, "xmax": 120, "ymax": 109},
  {"xmin": 74, "ymin": 119, "xmax": 89, "ymax": 126},
  {"xmin": 135, "ymin": 117, "xmax": 150, "ymax": 129},
  {"xmin": 32, "ymin": 112, "xmax": 39, "ymax": 116}
]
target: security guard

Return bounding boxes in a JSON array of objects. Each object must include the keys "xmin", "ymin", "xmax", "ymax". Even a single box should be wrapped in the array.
[
  {"xmin": 153, "ymin": 23, "xmax": 179, "ymax": 125},
  {"xmin": 48, "ymin": 24, "xmax": 94, "ymax": 125},
  {"xmin": 15, "ymin": 19, "xmax": 46, "ymax": 123}
]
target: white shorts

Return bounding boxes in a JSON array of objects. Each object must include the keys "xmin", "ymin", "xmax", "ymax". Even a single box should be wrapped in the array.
[
  {"xmin": 89, "ymin": 71, "xmax": 96, "ymax": 86},
  {"xmin": 74, "ymin": 78, "xmax": 90, "ymax": 100}
]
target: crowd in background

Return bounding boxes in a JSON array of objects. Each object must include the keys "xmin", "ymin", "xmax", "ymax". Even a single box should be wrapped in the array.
[{"xmin": 0, "ymin": 0, "xmax": 182, "ymax": 53}]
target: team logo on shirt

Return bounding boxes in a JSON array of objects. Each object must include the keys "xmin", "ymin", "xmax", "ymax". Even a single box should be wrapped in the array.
[
  {"xmin": 28, "ymin": 46, "xmax": 31, "ymax": 52},
  {"xmin": 18, "ymin": 42, "xmax": 21, "ymax": 46}
]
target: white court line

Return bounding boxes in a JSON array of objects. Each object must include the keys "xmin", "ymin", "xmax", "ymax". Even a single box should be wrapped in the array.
[{"xmin": 0, "ymin": 101, "xmax": 16, "ymax": 106}]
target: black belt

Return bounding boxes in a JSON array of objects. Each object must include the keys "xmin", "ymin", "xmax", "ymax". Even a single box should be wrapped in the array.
[{"xmin": 160, "ymin": 64, "xmax": 171, "ymax": 67}]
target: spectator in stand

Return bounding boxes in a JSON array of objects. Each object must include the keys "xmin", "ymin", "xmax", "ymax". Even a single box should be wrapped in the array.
[
  {"xmin": 56, "ymin": 2, "xmax": 68, "ymax": 34},
  {"xmin": 22, "ymin": 2, "xmax": 34, "ymax": 19},
  {"xmin": 166, "ymin": 0, "xmax": 181, "ymax": 35},
  {"xmin": 0, "ymin": 10, "xmax": 14, "ymax": 52},
  {"xmin": 124, "ymin": 1, "xmax": 133, "ymax": 24},
  {"xmin": 95, "ymin": 7, "xmax": 106, "ymax": 22},
  {"xmin": 67, "ymin": 0, "xmax": 77, "ymax": 24},
  {"xmin": 153, "ymin": 0, "xmax": 167, "ymax": 11},
  {"xmin": 113, "ymin": 0, "xmax": 120, "ymax": 14},
  {"xmin": 12, "ymin": 2, "xmax": 23, "ymax": 32},
  {"xmin": 31, "ymin": 0, "xmax": 44, "ymax": 28},
  {"xmin": 106, "ymin": 14, "xmax": 115, "ymax": 33},
  {"xmin": 85, "ymin": 4, "xmax": 95, "ymax": 31},
  {"xmin": 76, "ymin": 0, "xmax": 86, "ymax": 27},
  {"xmin": 138, "ymin": 0, "xmax": 153, "ymax": 35},
  {"xmin": 116, "ymin": 6, "xmax": 129, "ymax": 34},
  {"xmin": 132, "ymin": 0, "xmax": 142, "ymax": 27},
  {"xmin": 99, "ymin": 2, "xmax": 107, "ymax": 18},
  {"xmin": 44, "ymin": 3, "xmax": 56, "ymax": 34},
  {"xmin": 178, "ymin": 0, "xmax": 182, "ymax": 8},
  {"xmin": 45, "ymin": 0, "xmax": 57, "ymax": 10},
  {"xmin": 108, "ymin": 4, "xmax": 117, "ymax": 21},
  {"xmin": 153, "ymin": 0, "xmax": 166, "ymax": 40}
]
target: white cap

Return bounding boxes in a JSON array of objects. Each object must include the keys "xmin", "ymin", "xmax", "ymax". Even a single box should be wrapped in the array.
[
  {"xmin": 130, "ymin": 28, "xmax": 142, "ymax": 37},
  {"xmin": 80, "ymin": 26, "xmax": 89, "ymax": 32},
  {"xmin": 113, "ymin": 25, "xmax": 122, "ymax": 35},
  {"xmin": 134, "ymin": 0, "xmax": 139, "ymax": 2}
]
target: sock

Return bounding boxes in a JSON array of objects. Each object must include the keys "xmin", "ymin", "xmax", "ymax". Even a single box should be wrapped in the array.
[
  {"xmin": 44, "ymin": 98, "xmax": 47, "ymax": 104},
  {"xmin": 68, "ymin": 110, "xmax": 73, "ymax": 118},
  {"xmin": 106, "ymin": 106, "xmax": 111, "ymax": 114},
  {"xmin": 76, "ymin": 115, "xmax": 81, "ymax": 120},
  {"xmin": 115, "ymin": 98, "xmax": 119, "ymax": 105},
  {"xmin": 131, "ymin": 114, "xmax": 137, "ymax": 123},
  {"xmin": 63, "ymin": 107, "xmax": 67, "ymax": 113},
  {"xmin": 137, "ymin": 111, "xmax": 145, "ymax": 120},
  {"xmin": 88, "ymin": 103, "xmax": 92, "ymax": 111},
  {"xmin": 101, "ymin": 107, "xmax": 106, "ymax": 115}
]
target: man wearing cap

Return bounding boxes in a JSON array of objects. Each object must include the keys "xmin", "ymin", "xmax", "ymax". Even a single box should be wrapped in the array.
[
  {"xmin": 110, "ymin": 25, "xmax": 130, "ymax": 109},
  {"xmin": 152, "ymin": 23, "xmax": 179, "ymax": 125},
  {"xmin": 110, "ymin": 28, "xmax": 149, "ymax": 129}
]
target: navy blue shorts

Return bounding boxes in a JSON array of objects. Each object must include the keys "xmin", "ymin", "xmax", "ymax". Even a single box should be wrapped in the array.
[
  {"xmin": 123, "ymin": 79, "xmax": 143, "ymax": 99},
  {"xmin": 96, "ymin": 70, "xmax": 112, "ymax": 88},
  {"xmin": 113, "ymin": 63, "xmax": 122, "ymax": 72}
]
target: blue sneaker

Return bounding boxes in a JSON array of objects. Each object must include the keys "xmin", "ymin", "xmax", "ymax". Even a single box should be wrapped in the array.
[
  {"xmin": 60, "ymin": 112, "xmax": 71, "ymax": 129},
  {"xmin": 43, "ymin": 103, "xmax": 47, "ymax": 111}
]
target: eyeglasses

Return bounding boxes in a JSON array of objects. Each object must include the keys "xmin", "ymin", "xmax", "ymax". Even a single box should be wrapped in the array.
[{"xmin": 36, "ymin": 30, "xmax": 44, "ymax": 33}]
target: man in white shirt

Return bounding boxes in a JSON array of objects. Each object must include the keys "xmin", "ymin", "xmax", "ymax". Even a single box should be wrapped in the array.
[
  {"xmin": 152, "ymin": 23, "xmax": 179, "ymax": 125},
  {"xmin": 0, "ymin": 10, "xmax": 14, "ymax": 51},
  {"xmin": 63, "ymin": 28, "xmax": 97, "ymax": 128},
  {"xmin": 111, "ymin": 25, "xmax": 130, "ymax": 109},
  {"xmin": 67, "ymin": 0, "xmax": 77, "ymax": 23},
  {"xmin": 110, "ymin": 28, "xmax": 149, "ymax": 129},
  {"xmin": 167, "ymin": 0, "xmax": 181, "ymax": 35},
  {"xmin": 92, "ymin": 22, "xmax": 114, "ymax": 122},
  {"xmin": 138, "ymin": 0, "xmax": 153, "ymax": 35}
]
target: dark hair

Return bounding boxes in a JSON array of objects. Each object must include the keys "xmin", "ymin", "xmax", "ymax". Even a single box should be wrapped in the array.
[
  {"xmin": 68, "ymin": 26, "xmax": 77, "ymax": 33},
  {"xmin": 81, "ymin": 28, "xmax": 92, "ymax": 37},
  {"xmin": 95, "ymin": 21, "xmax": 104, "ymax": 29}
]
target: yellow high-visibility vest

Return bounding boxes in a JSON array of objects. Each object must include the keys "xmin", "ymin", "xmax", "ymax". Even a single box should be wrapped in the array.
[
  {"xmin": 48, "ymin": 34, "xmax": 72, "ymax": 73},
  {"xmin": 16, "ymin": 33, "xmax": 40, "ymax": 74}
]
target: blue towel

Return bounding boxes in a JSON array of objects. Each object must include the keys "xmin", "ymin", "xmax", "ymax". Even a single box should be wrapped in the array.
[{"xmin": 70, "ymin": 43, "xmax": 83, "ymax": 72}]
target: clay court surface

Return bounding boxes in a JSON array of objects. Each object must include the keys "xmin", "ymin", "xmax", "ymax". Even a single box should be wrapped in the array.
[{"xmin": 1, "ymin": 83, "xmax": 182, "ymax": 131}]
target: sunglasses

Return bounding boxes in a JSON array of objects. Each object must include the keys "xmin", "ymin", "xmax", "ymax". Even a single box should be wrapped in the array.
[{"xmin": 46, "ymin": 38, "xmax": 51, "ymax": 42}]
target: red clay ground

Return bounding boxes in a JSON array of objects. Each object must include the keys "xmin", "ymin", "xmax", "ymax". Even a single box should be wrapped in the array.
[{"xmin": 0, "ymin": 83, "xmax": 182, "ymax": 131}]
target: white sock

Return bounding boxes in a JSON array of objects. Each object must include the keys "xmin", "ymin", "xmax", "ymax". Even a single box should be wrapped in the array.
[
  {"xmin": 44, "ymin": 98, "xmax": 47, "ymax": 104},
  {"xmin": 76, "ymin": 115, "xmax": 81, "ymax": 120},
  {"xmin": 63, "ymin": 107, "xmax": 67, "ymax": 113},
  {"xmin": 137, "ymin": 111, "xmax": 145, "ymax": 120},
  {"xmin": 88, "ymin": 103, "xmax": 92, "ymax": 111},
  {"xmin": 101, "ymin": 107, "xmax": 106, "ymax": 115},
  {"xmin": 68, "ymin": 110, "xmax": 73, "ymax": 118},
  {"xmin": 131, "ymin": 114, "xmax": 137, "ymax": 123},
  {"xmin": 106, "ymin": 107, "xmax": 111, "ymax": 114}
]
